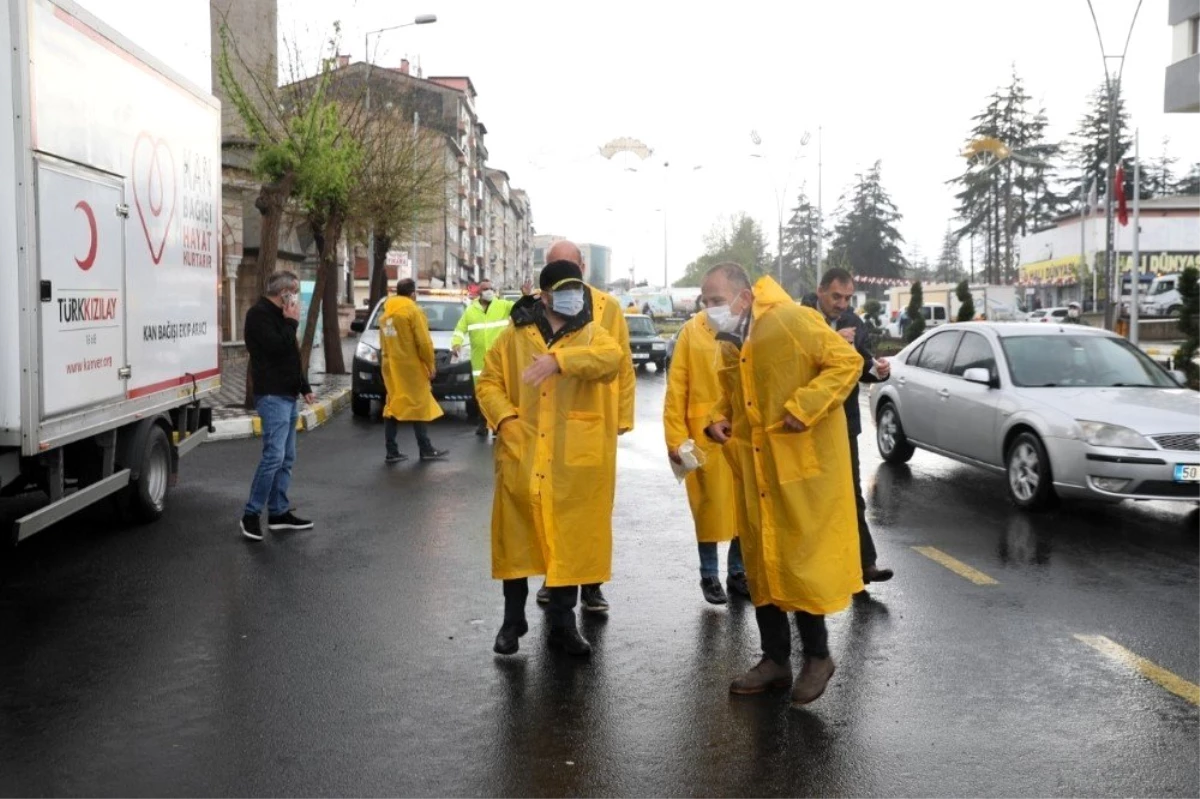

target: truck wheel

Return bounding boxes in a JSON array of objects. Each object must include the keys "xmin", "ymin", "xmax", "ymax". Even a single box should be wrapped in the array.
[
  {"xmin": 1168, "ymin": 305, "xmax": 1182, "ymax": 318},
  {"xmin": 126, "ymin": 425, "xmax": 171, "ymax": 523},
  {"xmin": 351, "ymin": 393, "xmax": 371, "ymax": 417}
]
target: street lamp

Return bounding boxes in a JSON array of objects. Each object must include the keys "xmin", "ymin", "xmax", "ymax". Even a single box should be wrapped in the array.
[
  {"xmin": 1085, "ymin": 0, "xmax": 1144, "ymax": 330},
  {"xmin": 750, "ymin": 130, "xmax": 810, "ymax": 286},
  {"xmin": 365, "ymin": 15, "xmax": 437, "ymax": 69}
]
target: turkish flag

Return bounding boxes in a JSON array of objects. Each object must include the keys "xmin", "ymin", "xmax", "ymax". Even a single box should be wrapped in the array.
[{"xmin": 1115, "ymin": 164, "xmax": 1129, "ymax": 227}]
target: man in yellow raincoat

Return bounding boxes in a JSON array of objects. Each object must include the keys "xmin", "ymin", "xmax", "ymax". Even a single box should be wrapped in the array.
[
  {"xmin": 379, "ymin": 279, "xmax": 448, "ymax": 462},
  {"xmin": 477, "ymin": 260, "xmax": 623, "ymax": 657},
  {"xmin": 702, "ymin": 263, "xmax": 862, "ymax": 707},
  {"xmin": 531, "ymin": 239, "xmax": 634, "ymax": 614},
  {"xmin": 663, "ymin": 275, "xmax": 749, "ymax": 606}
]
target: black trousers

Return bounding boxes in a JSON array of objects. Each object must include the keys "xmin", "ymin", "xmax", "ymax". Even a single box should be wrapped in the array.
[
  {"xmin": 849, "ymin": 434, "xmax": 878, "ymax": 569},
  {"xmin": 503, "ymin": 578, "xmax": 577, "ymax": 628},
  {"xmin": 756, "ymin": 604, "xmax": 829, "ymax": 663}
]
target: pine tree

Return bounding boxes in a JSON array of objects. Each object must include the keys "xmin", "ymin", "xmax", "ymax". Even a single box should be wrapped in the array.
[
  {"xmin": 1175, "ymin": 162, "xmax": 1200, "ymax": 195},
  {"xmin": 781, "ymin": 186, "xmax": 824, "ymax": 297},
  {"xmin": 935, "ymin": 225, "xmax": 965, "ymax": 283},
  {"xmin": 950, "ymin": 70, "xmax": 1063, "ymax": 284},
  {"xmin": 1070, "ymin": 82, "xmax": 1131, "ymax": 207},
  {"xmin": 1143, "ymin": 136, "xmax": 1179, "ymax": 198},
  {"xmin": 828, "ymin": 160, "xmax": 907, "ymax": 283}
]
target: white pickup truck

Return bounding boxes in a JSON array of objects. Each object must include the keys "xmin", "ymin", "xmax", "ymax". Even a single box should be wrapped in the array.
[{"xmin": 0, "ymin": 0, "xmax": 220, "ymax": 543}]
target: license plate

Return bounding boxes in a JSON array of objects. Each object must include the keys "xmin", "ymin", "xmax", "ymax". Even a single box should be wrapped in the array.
[
  {"xmin": 632, "ymin": 353, "xmax": 649, "ymax": 360},
  {"xmin": 1175, "ymin": 464, "xmax": 1200, "ymax": 483}
]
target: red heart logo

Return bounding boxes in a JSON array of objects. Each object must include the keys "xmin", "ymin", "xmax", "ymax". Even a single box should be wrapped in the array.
[{"xmin": 131, "ymin": 132, "xmax": 176, "ymax": 265}]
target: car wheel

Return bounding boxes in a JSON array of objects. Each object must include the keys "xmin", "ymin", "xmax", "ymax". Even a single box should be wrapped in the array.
[
  {"xmin": 1006, "ymin": 431, "xmax": 1056, "ymax": 511},
  {"xmin": 351, "ymin": 393, "xmax": 371, "ymax": 418},
  {"xmin": 876, "ymin": 401, "xmax": 915, "ymax": 464},
  {"xmin": 1167, "ymin": 305, "xmax": 1182, "ymax": 318}
]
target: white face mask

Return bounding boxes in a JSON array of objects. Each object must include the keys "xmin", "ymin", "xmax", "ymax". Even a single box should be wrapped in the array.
[
  {"xmin": 480, "ymin": 290, "xmax": 495, "ymax": 302},
  {"xmin": 706, "ymin": 304, "xmax": 741, "ymax": 334},
  {"xmin": 551, "ymin": 289, "xmax": 585, "ymax": 317}
]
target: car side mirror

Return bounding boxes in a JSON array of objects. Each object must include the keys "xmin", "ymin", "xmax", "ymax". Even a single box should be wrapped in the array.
[
  {"xmin": 350, "ymin": 320, "xmax": 365, "ymax": 334},
  {"xmin": 963, "ymin": 367, "xmax": 995, "ymax": 387}
]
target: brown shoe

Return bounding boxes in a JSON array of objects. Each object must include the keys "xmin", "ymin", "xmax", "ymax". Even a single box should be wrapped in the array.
[
  {"xmin": 790, "ymin": 655, "xmax": 836, "ymax": 705},
  {"xmin": 729, "ymin": 657, "xmax": 792, "ymax": 695}
]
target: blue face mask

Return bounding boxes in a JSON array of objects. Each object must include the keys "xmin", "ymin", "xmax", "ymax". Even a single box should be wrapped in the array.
[{"xmin": 551, "ymin": 288, "xmax": 585, "ymax": 317}]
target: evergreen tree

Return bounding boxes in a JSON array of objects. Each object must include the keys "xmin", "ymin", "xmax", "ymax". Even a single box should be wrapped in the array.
[
  {"xmin": 1070, "ymin": 82, "xmax": 1131, "ymax": 207},
  {"xmin": 955, "ymin": 280, "xmax": 976, "ymax": 322},
  {"xmin": 950, "ymin": 70, "xmax": 1063, "ymax": 284},
  {"xmin": 828, "ymin": 160, "xmax": 907, "ymax": 283},
  {"xmin": 935, "ymin": 225, "xmax": 965, "ymax": 283},
  {"xmin": 904, "ymin": 281, "xmax": 926, "ymax": 343},
  {"xmin": 1175, "ymin": 162, "xmax": 1200, "ymax": 195},
  {"xmin": 1143, "ymin": 137, "xmax": 1179, "ymax": 197},
  {"xmin": 1175, "ymin": 267, "xmax": 1199, "ymax": 389},
  {"xmin": 781, "ymin": 186, "xmax": 824, "ymax": 297}
]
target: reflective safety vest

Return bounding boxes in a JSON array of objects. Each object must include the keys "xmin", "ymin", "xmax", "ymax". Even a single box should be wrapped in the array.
[{"xmin": 451, "ymin": 298, "xmax": 516, "ymax": 377}]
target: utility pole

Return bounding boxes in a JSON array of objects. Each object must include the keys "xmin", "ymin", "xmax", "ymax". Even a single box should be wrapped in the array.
[{"xmin": 816, "ymin": 126, "xmax": 823, "ymax": 283}]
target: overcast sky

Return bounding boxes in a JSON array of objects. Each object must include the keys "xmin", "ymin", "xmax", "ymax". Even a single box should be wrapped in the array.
[{"xmin": 84, "ymin": 0, "xmax": 1199, "ymax": 286}]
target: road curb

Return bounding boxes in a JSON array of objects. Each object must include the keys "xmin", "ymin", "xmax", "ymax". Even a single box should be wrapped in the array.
[{"xmin": 207, "ymin": 388, "xmax": 351, "ymax": 442}]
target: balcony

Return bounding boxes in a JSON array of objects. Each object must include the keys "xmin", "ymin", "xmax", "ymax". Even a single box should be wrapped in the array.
[
  {"xmin": 457, "ymin": 183, "xmax": 468, "ymax": 198},
  {"xmin": 457, "ymin": 216, "xmax": 468, "ymax": 230},
  {"xmin": 1165, "ymin": 53, "xmax": 1200, "ymax": 113}
]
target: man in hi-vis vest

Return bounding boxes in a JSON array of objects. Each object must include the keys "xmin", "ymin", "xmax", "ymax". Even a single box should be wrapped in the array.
[{"xmin": 452, "ymin": 278, "xmax": 525, "ymax": 436}]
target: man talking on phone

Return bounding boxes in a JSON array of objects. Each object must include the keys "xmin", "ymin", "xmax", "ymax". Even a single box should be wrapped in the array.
[{"xmin": 240, "ymin": 271, "xmax": 316, "ymax": 541}]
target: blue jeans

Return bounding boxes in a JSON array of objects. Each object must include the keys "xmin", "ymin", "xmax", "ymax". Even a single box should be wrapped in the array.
[
  {"xmin": 243, "ymin": 395, "xmax": 299, "ymax": 517},
  {"xmin": 385, "ymin": 418, "xmax": 433, "ymax": 456},
  {"xmin": 698, "ymin": 538, "xmax": 744, "ymax": 579}
]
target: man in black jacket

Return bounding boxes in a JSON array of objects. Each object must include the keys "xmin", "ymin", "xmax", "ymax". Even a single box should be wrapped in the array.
[
  {"xmin": 803, "ymin": 268, "xmax": 894, "ymax": 585},
  {"xmin": 240, "ymin": 271, "xmax": 316, "ymax": 541}
]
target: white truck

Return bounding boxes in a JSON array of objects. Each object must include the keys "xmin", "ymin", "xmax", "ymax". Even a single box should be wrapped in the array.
[
  {"xmin": 1, "ymin": 0, "xmax": 220, "ymax": 543},
  {"xmin": 1139, "ymin": 273, "xmax": 1184, "ymax": 318}
]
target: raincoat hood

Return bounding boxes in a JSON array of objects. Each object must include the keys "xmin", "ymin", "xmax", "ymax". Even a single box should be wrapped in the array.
[{"xmin": 751, "ymin": 276, "xmax": 795, "ymax": 319}]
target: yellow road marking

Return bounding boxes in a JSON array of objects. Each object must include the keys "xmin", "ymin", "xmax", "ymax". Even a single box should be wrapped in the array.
[
  {"xmin": 911, "ymin": 546, "xmax": 998, "ymax": 585},
  {"xmin": 1074, "ymin": 634, "xmax": 1200, "ymax": 706}
]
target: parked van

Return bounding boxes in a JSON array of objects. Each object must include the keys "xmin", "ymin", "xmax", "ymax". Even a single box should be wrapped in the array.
[{"xmin": 1139, "ymin": 273, "xmax": 1183, "ymax": 318}]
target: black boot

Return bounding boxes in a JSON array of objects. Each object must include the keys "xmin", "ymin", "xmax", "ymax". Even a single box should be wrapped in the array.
[
  {"xmin": 494, "ymin": 620, "xmax": 528, "ymax": 655},
  {"xmin": 547, "ymin": 585, "xmax": 591, "ymax": 656},
  {"xmin": 548, "ymin": 624, "xmax": 591, "ymax": 656}
]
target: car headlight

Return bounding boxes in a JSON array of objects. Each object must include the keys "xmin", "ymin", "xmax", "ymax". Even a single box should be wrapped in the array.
[
  {"xmin": 355, "ymin": 341, "xmax": 380, "ymax": 365},
  {"xmin": 1077, "ymin": 420, "xmax": 1153, "ymax": 449},
  {"xmin": 651, "ymin": 342, "xmax": 666, "ymax": 350}
]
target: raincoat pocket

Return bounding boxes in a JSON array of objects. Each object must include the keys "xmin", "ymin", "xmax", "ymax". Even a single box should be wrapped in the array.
[
  {"xmin": 765, "ymin": 429, "xmax": 820, "ymax": 484},
  {"xmin": 563, "ymin": 411, "xmax": 603, "ymax": 467}
]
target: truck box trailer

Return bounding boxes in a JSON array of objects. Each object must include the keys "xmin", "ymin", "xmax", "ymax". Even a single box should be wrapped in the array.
[{"xmin": 1, "ymin": 0, "xmax": 219, "ymax": 542}]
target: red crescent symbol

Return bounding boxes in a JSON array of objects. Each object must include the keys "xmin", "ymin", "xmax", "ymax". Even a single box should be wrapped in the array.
[{"xmin": 74, "ymin": 200, "xmax": 97, "ymax": 271}]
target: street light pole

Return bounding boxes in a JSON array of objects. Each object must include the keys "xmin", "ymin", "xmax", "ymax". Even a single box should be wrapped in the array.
[
  {"xmin": 1085, "ymin": 0, "xmax": 1143, "ymax": 330},
  {"xmin": 362, "ymin": 14, "xmax": 436, "ymax": 298}
]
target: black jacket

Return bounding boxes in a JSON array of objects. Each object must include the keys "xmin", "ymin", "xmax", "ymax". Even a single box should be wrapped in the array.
[
  {"xmin": 800, "ymin": 293, "xmax": 885, "ymax": 437},
  {"xmin": 244, "ymin": 297, "xmax": 311, "ymax": 398}
]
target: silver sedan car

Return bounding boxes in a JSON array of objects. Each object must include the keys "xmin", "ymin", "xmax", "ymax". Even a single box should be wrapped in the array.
[{"xmin": 870, "ymin": 322, "xmax": 1200, "ymax": 510}]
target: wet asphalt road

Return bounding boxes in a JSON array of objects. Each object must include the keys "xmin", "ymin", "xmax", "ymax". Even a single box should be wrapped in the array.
[{"xmin": 1, "ymin": 370, "xmax": 1197, "ymax": 797}]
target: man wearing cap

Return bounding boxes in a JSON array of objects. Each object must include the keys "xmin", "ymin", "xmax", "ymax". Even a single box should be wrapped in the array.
[
  {"xmin": 452, "ymin": 279, "xmax": 522, "ymax": 437},
  {"xmin": 532, "ymin": 239, "xmax": 634, "ymax": 615},
  {"xmin": 477, "ymin": 260, "xmax": 624, "ymax": 656}
]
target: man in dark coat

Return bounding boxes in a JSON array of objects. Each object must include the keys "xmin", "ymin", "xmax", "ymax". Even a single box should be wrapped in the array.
[{"xmin": 802, "ymin": 269, "xmax": 894, "ymax": 586}]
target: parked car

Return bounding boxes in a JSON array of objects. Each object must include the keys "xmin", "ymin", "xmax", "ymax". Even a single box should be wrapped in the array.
[
  {"xmin": 349, "ymin": 295, "xmax": 476, "ymax": 418},
  {"xmin": 887, "ymin": 304, "xmax": 949, "ymax": 338},
  {"xmin": 870, "ymin": 322, "xmax": 1199, "ymax": 510},
  {"xmin": 625, "ymin": 314, "xmax": 669, "ymax": 370},
  {"xmin": 1027, "ymin": 306, "xmax": 1071, "ymax": 323}
]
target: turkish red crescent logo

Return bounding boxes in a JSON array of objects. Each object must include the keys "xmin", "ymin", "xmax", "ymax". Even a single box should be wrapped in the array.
[
  {"xmin": 74, "ymin": 200, "xmax": 97, "ymax": 271},
  {"xmin": 131, "ymin": 132, "xmax": 176, "ymax": 265}
]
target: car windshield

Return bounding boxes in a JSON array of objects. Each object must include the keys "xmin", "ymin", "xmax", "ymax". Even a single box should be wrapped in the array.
[
  {"xmin": 626, "ymin": 317, "xmax": 657, "ymax": 336},
  {"xmin": 368, "ymin": 299, "xmax": 465, "ymax": 332},
  {"xmin": 1000, "ymin": 335, "xmax": 1175, "ymax": 388}
]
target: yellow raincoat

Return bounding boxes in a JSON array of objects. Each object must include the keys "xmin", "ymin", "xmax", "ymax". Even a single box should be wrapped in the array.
[
  {"xmin": 588, "ymin": 286, "xmax": 636, "ymax": 433},
  {"xmin": 713, "ymin": 277, "xmax": 863, "ymax": 614},
  {"xmin": 379, "ymin": 295, "xmax": 444, "ymax": 423},
  {"xmin": 662, "ymin": 311, "xmax": 737, "ymax": 543},
  {"xmin": 477, "ymin": 315, "xmax": 623, "ymax": 586}
]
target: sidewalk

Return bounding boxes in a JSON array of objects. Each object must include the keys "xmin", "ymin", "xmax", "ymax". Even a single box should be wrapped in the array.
[{"xmin": 208, "ymin": 337, "xmax": 356, "ymax": 441}]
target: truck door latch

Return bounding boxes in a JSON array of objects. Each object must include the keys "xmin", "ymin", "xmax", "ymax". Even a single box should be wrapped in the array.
[
  {"xmin": 116, "ymin": 204, "xmax": 130, "ymax": 218},
  {"xmin": 118, "ymin": 366, "xmax": 132, "ymax": 380}
]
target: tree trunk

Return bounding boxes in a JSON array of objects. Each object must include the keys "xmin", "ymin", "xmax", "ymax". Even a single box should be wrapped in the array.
[
  {"xmin": 368, "ymin": 232, "xmax": 393, "ymax": 311},
  {"xmin": 300, "ymin": 215, "xmax": 347, "ymax": 376},
  {"xmin": 244, "ymin": 173, "xmax": 297, "ymax": 409}
]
